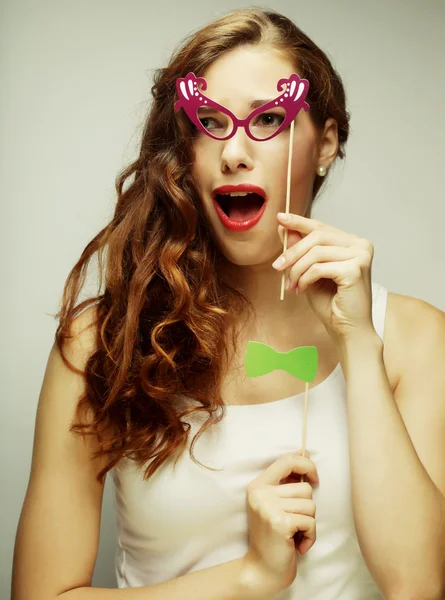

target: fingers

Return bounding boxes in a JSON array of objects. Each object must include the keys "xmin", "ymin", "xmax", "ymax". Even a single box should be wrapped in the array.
[
  {"xmin": 276, "ymin": 481, "xmax": 314, "ymax": 499},
  {"xmin": 296, "ymin": 449, "xmax": 309, "ymax": 457},
  {"xmin": 285, "ymin": 245, "xmax": 355, "ymax": 291},
  {"xmin": 297, "ymin": 525, "xmax": 317, "ymax": 554},
  {"xmin": 274, "ymin": 229, "xmax": 355, "ymax": 274},
  {"xmin": 281, "ymin": 513, "xmax": 317, "ymax": 551},
  {"xmin": 254, "ymin": 452, "xmax": 319, "ymax": 487},
  {"xmin": 246, "ymin": 452, "xmax": 319, "ymax": 561},
  {"xmin": 279, "ymin": 497, "xmax": 316, "ymax": 518},
  {"xmin": 277, "ymin": 224, "xmax": 303, "ymax": 248}
]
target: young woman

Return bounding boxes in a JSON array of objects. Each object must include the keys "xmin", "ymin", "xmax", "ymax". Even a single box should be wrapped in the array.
[{"xmin": 12, "ymin": 8, "xmax": 445, "ymax": 600}]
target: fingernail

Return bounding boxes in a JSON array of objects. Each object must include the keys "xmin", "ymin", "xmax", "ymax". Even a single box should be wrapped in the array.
[
  {"xmin": 277, "ymin": 212, "xmax": 289, "ymax": 221},
  {"xmin": 272, "ymin": 255, "xmax": 285, "ymax": 269}
]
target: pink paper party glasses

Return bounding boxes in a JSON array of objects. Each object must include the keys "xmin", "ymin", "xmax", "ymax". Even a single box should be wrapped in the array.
[{"xmin": 174, "ymin": 71, "xmax": 310, "ymax": 141}]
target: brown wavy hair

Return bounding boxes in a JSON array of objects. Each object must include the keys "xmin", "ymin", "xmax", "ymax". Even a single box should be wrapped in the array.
[{"xmin": 54, "ymin": 7, "xmax": 350, "ymax": 484}]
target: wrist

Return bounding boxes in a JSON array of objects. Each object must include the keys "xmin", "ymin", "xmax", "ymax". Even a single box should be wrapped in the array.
[
  {"xmin": 239, "ymin": 553, "xmax": 283, "ymax": 600},
  {"xmin": 335, "ymin": 329, "xmax": 384, "ymax": 379},
  {"xmin": 338, "ymin": 329, "xmax": 382, "ymax": 355},
  {"xmin": 330, "ymin": 325, "xmax": 381, "ymax": 347}
]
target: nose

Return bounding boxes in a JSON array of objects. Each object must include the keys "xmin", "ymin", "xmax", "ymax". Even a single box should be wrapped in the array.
[{"xmin": 220, "ymin": 128, "xmax": 254, "ymax": 174}]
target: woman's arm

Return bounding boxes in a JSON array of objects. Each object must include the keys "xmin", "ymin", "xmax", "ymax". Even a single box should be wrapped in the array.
[
  {"xmin": 56, "ymin": 557, "xmax": 261, "ymax": 600},
  {"xmin": 11, "ymin": 309, "xmax": 267, "ymax": 600},
  {"xmin": 337, "ymin": 304, "xmax": 445, "ymax": 600}
]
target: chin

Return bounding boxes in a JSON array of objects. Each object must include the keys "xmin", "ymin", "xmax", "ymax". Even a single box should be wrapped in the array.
[
  {"xmin": 218, "ymin": 243, "xmax": 281, "ymax": 269},
  {"xmin": 204, "ymin": 211, "xmax": 282, "ymax": 264}
]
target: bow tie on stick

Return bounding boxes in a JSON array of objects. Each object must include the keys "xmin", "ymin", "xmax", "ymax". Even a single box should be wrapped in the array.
[
  {"xmin": 244, "ymin": 341, "xmax": 319, "ymax": 483},
  {"xmin": 244, "ymin": 342, "xmax": 318, "ymax": 381}
]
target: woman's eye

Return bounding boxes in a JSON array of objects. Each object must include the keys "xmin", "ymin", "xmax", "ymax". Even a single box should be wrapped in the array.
[
  {"xmin": 257, "ymin": 113, "xmax": 284, "ymax": 127},
  {"xmin": 199, "ymin": 117, "xmax": 219, "ymax": 130}
]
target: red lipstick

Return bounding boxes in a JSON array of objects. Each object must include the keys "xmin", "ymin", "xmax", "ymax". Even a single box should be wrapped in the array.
[{"xmin": 212, "ymin": 184, "xmax": 267, "ymax": 232}]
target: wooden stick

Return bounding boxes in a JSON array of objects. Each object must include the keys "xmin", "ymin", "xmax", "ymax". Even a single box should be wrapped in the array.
[
  {"xmin": 280, "ymin": 118, "xmax": 295, "ymax": 301},
  {"xmin": 300, "ymin": 381, "xmax": 309, "ymax": 482},
  {"xmin": 278, "ymin": 120, "xmax": 309, "ymax": 481}
]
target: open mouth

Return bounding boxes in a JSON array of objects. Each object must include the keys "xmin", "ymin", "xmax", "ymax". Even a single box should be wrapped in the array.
[{"xmin": 214, "ymin": 192, "xmax": 265, "ymax": 221}]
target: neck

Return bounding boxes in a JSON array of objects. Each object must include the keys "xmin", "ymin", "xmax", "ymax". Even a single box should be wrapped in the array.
[{"xmin": 225, "ymin": 261, "xmax": 317, "ymax": 344}]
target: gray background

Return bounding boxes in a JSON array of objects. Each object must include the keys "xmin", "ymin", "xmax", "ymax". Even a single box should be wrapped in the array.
[{"xmin": 1, "ymin": 0, "xmax": 444, "ymax": 594}]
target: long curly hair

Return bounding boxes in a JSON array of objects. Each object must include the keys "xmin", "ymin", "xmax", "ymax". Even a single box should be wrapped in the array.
[{"xmin": 54, "ymin": 7, "xmax": 350, "ymax": 484}]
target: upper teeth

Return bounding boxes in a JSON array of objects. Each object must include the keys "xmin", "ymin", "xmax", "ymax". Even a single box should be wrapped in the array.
[{"xmin": 219, "ymin": 192, "xmax": 250, "ymax": 197}]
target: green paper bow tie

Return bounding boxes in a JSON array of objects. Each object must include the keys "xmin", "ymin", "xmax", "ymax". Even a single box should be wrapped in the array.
[{"xmin": 244, "ymin": 341, "xmax": 318, "ymax": 382}]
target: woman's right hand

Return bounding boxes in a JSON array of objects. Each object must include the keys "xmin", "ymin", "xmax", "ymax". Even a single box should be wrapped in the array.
[{"xmin": 242, "ymin": 450, "xmax": 319, "ymax": 596}]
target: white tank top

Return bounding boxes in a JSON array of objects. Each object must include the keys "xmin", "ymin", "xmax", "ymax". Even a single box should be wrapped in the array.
[{"xmin": 111, "ymin": 281, "xmax": 387, "ymax": 598}]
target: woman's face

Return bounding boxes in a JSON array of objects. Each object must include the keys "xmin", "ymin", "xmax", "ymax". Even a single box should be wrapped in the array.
[{"xmin": 191, "ymin": 45, "xmax": 323, "ymax": 267}]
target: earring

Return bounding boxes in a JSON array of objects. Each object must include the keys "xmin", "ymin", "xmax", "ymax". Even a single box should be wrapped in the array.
[{"xmin": 316, "ymin": 165, "xmax": 327, "ymax": 177}]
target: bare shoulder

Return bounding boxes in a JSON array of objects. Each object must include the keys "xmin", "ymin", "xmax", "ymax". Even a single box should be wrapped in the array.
[
  {"xmin": 386, "ymin": 290, "xmax": 445, "ymax": 338},
  {"xmin": 384, "ymin": 291, "xmax": 445, "ymax": 396},
  {"xmin": 52, "ymin": 302, "xmax": 114, "ymax": 457},
  {"xmin": 11, "ymin": 303, "xmax": 108, "ymax": 599},
  {"xmin": 382, "ymin": 292, "xmax": 445, "ymax": 504},
  {"xmin": 40, "ymin": 302, "xmax": 105, "ymax": 469},
  {"xmin": 58, "ymin": 304, "xmax": 100, "ymax": 370}
]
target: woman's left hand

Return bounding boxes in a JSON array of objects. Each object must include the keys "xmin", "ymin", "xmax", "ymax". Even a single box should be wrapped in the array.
[{"xmin": 273, "ymin": 212, "xmax": 376, "ymax": 342}]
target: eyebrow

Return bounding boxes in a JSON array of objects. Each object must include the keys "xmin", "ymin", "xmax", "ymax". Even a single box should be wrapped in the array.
[{"xmin": 197, "ymin": 99, "xmax": 273, "ymax": 113}]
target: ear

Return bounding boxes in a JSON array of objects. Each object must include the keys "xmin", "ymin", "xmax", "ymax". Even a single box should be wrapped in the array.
[{"xmin": 317, "ymin": 117, "xmax": 339, "ymax": 168}]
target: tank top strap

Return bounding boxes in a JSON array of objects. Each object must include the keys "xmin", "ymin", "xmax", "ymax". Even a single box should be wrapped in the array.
[{"xmin": 371, "ymin": 281, "xmax": 388, "ymax": 343}]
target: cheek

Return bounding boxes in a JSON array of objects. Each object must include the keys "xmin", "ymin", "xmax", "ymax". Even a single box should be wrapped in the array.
[
  {"xmin": 290, "ymin": 133, "xmax": 317, "ymax": 180},
  {"xmin": 259, "ymin": 143, "xmax": 310, "ymax": 192},
  {"xmin": 262, "ymin": 131, "xmax": 313, "ymax": 170},
  {"xmin": 191, "ymin": 144, "xmax": 210, "ymax": 190},
  {"xmin": 292, "ymin": 146, "xmax": 314, "ymax": 174},
  {"xmin": 291, "ymin": 123, "xmax": 318, "ymax": 169},
  {"xmin": 259, "ymin": 140, "xmax": 289, "ymax": 179}
]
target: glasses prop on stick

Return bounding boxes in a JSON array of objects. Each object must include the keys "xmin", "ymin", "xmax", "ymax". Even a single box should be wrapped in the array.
[
  {"xmin": 244, "ymin": 342, "xmax": 318, "ymax": 480},
  {"xmin": 174, "ymin": 71, "xmax": 318, "ymax": 474}
]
